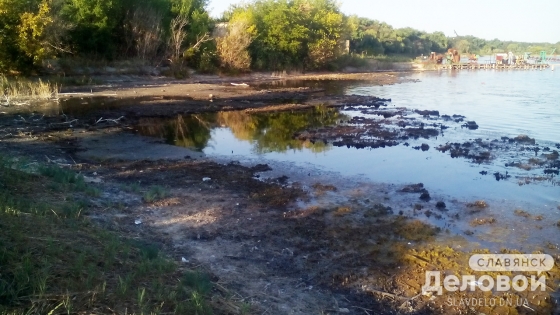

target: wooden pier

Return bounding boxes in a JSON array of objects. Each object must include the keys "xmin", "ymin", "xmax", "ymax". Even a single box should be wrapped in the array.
[{"xmin": 439, "ymin": 63, "xmax": 549, "ymax": 70}]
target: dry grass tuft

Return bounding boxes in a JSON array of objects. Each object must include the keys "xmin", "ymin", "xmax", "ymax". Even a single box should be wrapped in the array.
[{"xmin": 1, "ymin": 75, "xmax": 58, "ymax": 104}]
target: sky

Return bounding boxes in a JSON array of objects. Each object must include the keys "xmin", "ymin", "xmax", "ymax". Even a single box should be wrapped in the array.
[{"xmin": 207, "ymin": 0, "xmax": 560, "ymax": 44}]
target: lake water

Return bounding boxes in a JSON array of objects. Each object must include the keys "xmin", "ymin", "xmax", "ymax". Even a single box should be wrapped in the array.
[
  {"xmin": 359, "ymin": 70, "xmax": 559, "ymax": 143},
  {"xmin": 154, "ymin": 70, "xmax": 558, "ymax": 250},
  {"xmin": 182, "ymin": 71, "xmax": 559, "ymax": 208},
  {"xmin": 37, "ymin": 69, "xmax": 556, "ymax": 247}
]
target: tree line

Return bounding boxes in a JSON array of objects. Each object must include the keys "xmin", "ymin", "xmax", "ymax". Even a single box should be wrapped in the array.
[
  {"xmin": 448, "ymin": 35, "xmax": 559, "ymax": 56},
  {"xmin": 0, "ymin": 0, "xmax": 214, "ymax": 73},
  {"xmin": 1, "ymin": 0, "xmax": 558, "ymax": 74}
]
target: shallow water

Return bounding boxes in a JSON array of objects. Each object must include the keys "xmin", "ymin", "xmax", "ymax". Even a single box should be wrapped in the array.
[
  {"xmin": 9, "ymin": 71, "xmax": 558, "ymax": 249},
  {"xmin": 194, "ymin": 71, "xmax": 560, "ymax": 202},
  {"xmin": 354, "ymin": 70, "xmax": 560, "ymax": 143},
  {"xmin": 133, "ymin": 71, "xmax": 560, "ymax": 249}
]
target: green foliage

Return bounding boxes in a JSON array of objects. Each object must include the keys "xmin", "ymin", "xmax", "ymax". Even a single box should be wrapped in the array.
[
  {"xmin": 122, "ymin": 181, "xmax": 141, "ymax": 193},
  {"xmin": 17, "ymin": 0, "xmax": 53, "ymax": 64},
  {"xmin": 1, "ymin": 0, "xmax": 558, "ymax": 73},
  {"xmin": 0, "ymin": 0, "xmax": 53, "ymax": 72},
  {"xmin": 170, "ymin": 0, "xmax": 214, "ymax": 69},
  {"xmin": 143, "ymin": 185, "xmax": 169, "ymax": 202},
  {"xmin": 448, "ymin": 35, "xmax": 560, "ymax": 55},
  {"xmin": 228, "ymin": 0, "xmax": 347, "ymax": 70},
  {"xmin": 347, "ymin": 16, "xmax": 560, "ymax": 58},
  {"xmin": 38, "ymin": 165, "xmax": 84, "ymax": 186},
  {"xmin": 85, "ymin": 186, "xmax": 101, "ymax": 197},
  {"xmin": 181, "ymin": 271, "xmax": 212, "ymax": 295},
  {"xmin": 62, "ymin": 0, "xmax": 155, "ymax": 58},
  {"xmin": 0, "ymin": 0, "xmax": 213, "ymax": 71},
  {"xmin": 129, "ymin": 239, "xmax": 161, "ymax": 260},
  {"xmin": 179, "ymin": 271, "xmax": 213, "ymax": 314},
  {"xmin": 347, "ymin": 15, "xmax": 448, "ymax": 57}
]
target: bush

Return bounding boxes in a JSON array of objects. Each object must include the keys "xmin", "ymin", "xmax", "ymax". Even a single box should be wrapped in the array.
[{"xmin": 216, "ymin": 19, "xmax": 253, "ymax": 72}]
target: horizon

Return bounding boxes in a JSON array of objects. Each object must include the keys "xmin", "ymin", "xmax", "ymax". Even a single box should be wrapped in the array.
[{"xmin": 207, "ymin": 0, "xmax": 560, "ymax": 45}]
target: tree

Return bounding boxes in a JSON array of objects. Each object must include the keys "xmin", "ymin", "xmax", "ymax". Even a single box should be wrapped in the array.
[
  {"xmin": 506, "ymin": 43, "xmax": 520, "ymax": 53},
  {"xmin": 60, "ymin": 0, "xmax": 125, "ymax": 58},
  {"xmin": 226, "ymin": 0, "xmax": 345, "ymax": 70},
  {"xmin": 166, "ymin": 11, "xmax": 212, "ymax": 77},
  {"xmin": 347, "ymin": 17, "xmax": 448, "ymax": 57},
  {"xmin": 304, "ymin": 0, "xmax": 346, "ymax": 68},
  {"xmin": 216, "ymin": 19, "xmax": 254, "ymax": 71},
  {"xmin": 456, "ymin": 39, "xmax": 470, "ymax": 54},
  {"xmin": 57, "ymin": 0, "xmax": 213, "ymax": 68},
  {"xmin": 123, "ymin": 2, "xmax": 167, "ymax": 61},
  {"xmin": 17, "ymin": 0, "xmax": 53, "ymax": 64},
  {"xmin": 168, "ymin": 14, "xmax": 189, "ymax": 63},
  {"xmin": 427, "ymin": 32, "xmax": 447, "ymax": 52},
  {"xmin": 170, "ymin": 0, "xmax": 214, "ymax": 68},
  {"xmin": 0, "ymin": 0, "xmax": 66, "ymax": 72}
]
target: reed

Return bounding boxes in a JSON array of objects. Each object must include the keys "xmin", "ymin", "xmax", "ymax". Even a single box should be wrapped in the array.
[{"xmin": 0, "ymin": 75, "xmax": 58, "ymax": 104}]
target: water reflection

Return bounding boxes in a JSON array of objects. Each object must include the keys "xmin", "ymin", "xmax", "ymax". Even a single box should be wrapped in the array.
[
  {"xmin": 137, "ymin": 114, "xmax": 215, "ymax": 150},
  {"xmin": 135, "ymin": 106, "xmax": 346, "ymax": 153}
]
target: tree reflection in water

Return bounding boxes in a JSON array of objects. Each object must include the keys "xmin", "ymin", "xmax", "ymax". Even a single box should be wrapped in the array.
[
  {"xmin": 136, "ymin": 113, "xmax": 216, "ymax": 150},
  {"xmin": 135, "ymin": 106, "xmax": 346, "ymax": 153}
]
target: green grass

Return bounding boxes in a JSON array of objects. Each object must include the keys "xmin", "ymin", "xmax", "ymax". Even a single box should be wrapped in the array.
[
  {"xmin": 0, "ymin": 157, "xmax": 219, "ymax": 314},
  {"xmin": 85, "ymin": 186, "xmax": 102, "ymax": 197},
  {"xmin": 38, "ymin": 165, "xmax": 86, "ymax": 189},
  {"xmin": 122, "ymin": 182, "xmax": 141, "ymax": 193},
  {"xmin": 143, "ymin": 185, "xmax": 169, "ymax": 203}
]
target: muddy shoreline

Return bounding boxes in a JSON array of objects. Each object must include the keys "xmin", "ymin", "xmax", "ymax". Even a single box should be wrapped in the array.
[
  {"xmin": 53, "ymin": 72, "xmax": 400, "ymax": 122},
  {"xmin": 1, "ymin": 74, "xmax": 559, "ymax": 314}
]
